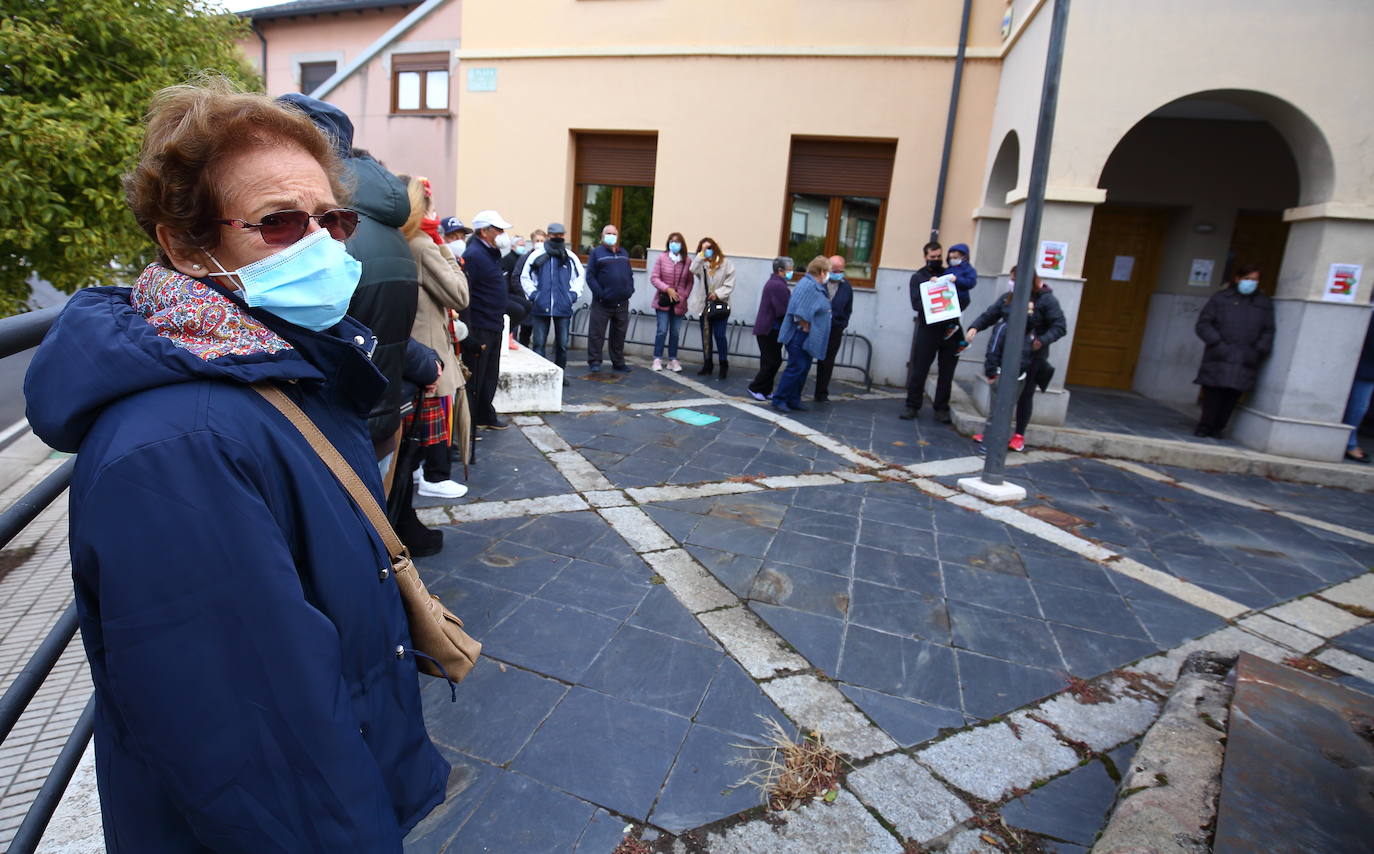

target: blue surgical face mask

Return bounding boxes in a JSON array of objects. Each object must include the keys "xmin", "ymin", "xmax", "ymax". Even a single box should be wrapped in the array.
[
  {"xmin": 1237, "ymin": 278, "xmax": 1258, "ymax": 295},
  {"xmin": 780, "ymin": 270, "xmax": 793, "ymax": 281},
  {"xmin": 704, "ymin": 248, "xmax": 715, "ymax": 259},
  {"xmin": 514, "ymin": 244, "xmax": 530, "ymax": 255},
  {"xmin": 668, "ymin": 241, "xmax": 682, "ymax": 254},
  {"xmin": 948, "ymin": 255, "xmax": 964, "ymax": 266},
  {"xmin": 603, "ymin": 233, "xmax": 618, "ymax": 246},
  {"xmin": 208, "ymin": 228, "xmax": 361, "ymax": 332},
  {"xmin": 829, "ymin": 272, "xmax": 843, "ymax": 282}
]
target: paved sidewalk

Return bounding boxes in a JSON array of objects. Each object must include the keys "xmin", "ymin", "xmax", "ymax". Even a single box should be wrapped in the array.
[{"xmin": 12, "ymin": 362, "xmax": 1374, "ymax": 852}]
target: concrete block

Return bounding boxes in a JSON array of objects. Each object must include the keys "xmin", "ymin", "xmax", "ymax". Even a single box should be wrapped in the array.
[
  {"xmin": 834, "ymin": 470, "xmax": 882, "ymax": 483},
  {"xmin": 759, "ymin": 675, "xmax": 897, "ymax": 759},
  {"xmin": 519, "ymin": 424, "xmax": 571, "ymax": 453},
  {"xmin": 626, "ymin": 481, "xmax": 763, "ymax": 504},
  {"xmin": 1237, "ymin": 613, "xmax": 1324, "ymax": 653},
  {"xmin": 943, "ymin": 829, "xmax": 1003, "ymax": 854},
  {"xmin": 756, "ymin": 474, "xmax": 844, "ymax": 490},
  {"xmin": 846, "ymin": 754, "xmax": 972, "ymax": 843},
  {"xmin": 442, "ymin": 493, "xmax": 588, "ymax": 523},
  {"xmin": 494, "ymin": 342, "xmax": 563, "ymax": 413},
  {"xmin": 1319, "ymin": 573, "xmax": 1374, "ymax": 612},
  {"xmin": 1032, "ymin": 683, "xmax": 1161, "ymax": 753},
  {"xmin": 705, "ymin": 789, "xmax": 902, "ymax": 854},
  {"xmin": 915, "ymin": 712, "xmax": 1079, "ymax": 802},
  {"xmin": 584, "ymin": 489, "xmax": 633, "ymax": 508},
  {"xmin": 697, "ymin": 607, "xmax": 808, "ymax": 678},
  {"xmin": 645, "ymin": 551, "xmax": 740, "ymax": 614},
  {"xmin": 546, "ymin": 450, "xmax": 615, "ymax": 491},
  {"xmin": 1315, "ymin": 648, "xmax": 1374, "ymax": 682},
  {"xmin": 1267, "ymin": 596, "xmax": 1367, "ymax": 638}
]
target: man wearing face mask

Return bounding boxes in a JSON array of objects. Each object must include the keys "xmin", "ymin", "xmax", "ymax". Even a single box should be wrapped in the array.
[
  {"xmin": 462, "ymin": 210, "xmax": 515, "ymax": 430},
  {"xmin": 522, "ymin": 222, "xmax": 585, "ymax": 380},
  {"xmin": 441, "ymin": 216, "xmax": 471, "ymax": 264},
  {"xmin": 902, "ymin": 241, "xmax": 976, "ymax": 422},
  {"xmin": 812, "ymin": 255, "xmax": 855, "ymax": 402},
  {"xmin": 585, "ymin": 223, "xmax": 635, "ymax": 372},
  {"xmin": 1192, "ymin": 264, "xmax": 1275, "ymax": 437}
]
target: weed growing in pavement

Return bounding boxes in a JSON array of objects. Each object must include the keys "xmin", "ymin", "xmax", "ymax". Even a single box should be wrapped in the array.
[
  {"xmin": 611, "ymin": 836, "xmax": 652, "ymax": 854},
  {"xmin": 1282, "ymin": 656, "xmax": 1344, "ymax": 679},
  {"xmin": 731, "ymin": 716, "xmax": 844, "ymax": 811},
  {"xmin": 1063, "ymin": 674, "xmax": 1112, "ymax": 704},
  {"xmin": 1323, "ymin": 598, "xmax": 1374, "ymax": 619}
]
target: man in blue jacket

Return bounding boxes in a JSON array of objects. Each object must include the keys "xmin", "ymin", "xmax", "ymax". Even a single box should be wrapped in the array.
[
  {"xmin": 462, "ymin": 209, "xmax": 514, "ymax": 429},
  {"xmin": 584, "ymin": 223, "xmax": 635, "ymax": 372},
  {"xmin": 813, "ymin": 254, "xmax": 855, "ymax": 401},
  {"xmin": 902, "ymin": 241, "xmax": 977, "ymax": 422},
  {"xmin": 521, "ymin": 221, "xmax": 584, "ymax": 377}
]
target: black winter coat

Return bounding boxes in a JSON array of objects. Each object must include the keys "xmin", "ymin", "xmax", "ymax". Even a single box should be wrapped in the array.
[
  {"xmin": 969, "ymin": 289, "xmax": 1068, "ymax": 360},
  {"xmin": 343, "ymin": 155, "xmax": 420, "ymax": 442},
  {"xmin": 1194, "ymin": 287, "xmax": 1275, "ymax": 391}
]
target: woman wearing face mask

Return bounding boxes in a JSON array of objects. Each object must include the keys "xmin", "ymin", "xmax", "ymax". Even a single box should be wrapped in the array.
[
  {"xmin": 771, "ymin": 256, "xmax": 833, "ymax": 412},
  {"xmin": 1192, "ymin": 264, "xmax": 1275, "ymax": 438},
  {"xmin": 964, "ymin": 266, "xmax": 1067, "ymax": 452},
  {"xmin": 650, "ymin": 231, "xmax": 693, "ymax": 371},
  {"xmin": 689, "ymin": 236, "xmax": 736, "ymax": 378},
  {"xmin": 401, "ymin": 175, "xmax": 470, "ymax": 500},
  {"xmin": 748, "ymin": 256, "xmax": 796, "ymax": 399},
  {"xmin": 23, "ymin": 80, "xmax": 450, "ymax": 851}
]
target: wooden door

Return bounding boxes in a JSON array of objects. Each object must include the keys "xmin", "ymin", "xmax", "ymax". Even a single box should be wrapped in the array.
[
  {"xmin": 1226, "ymin": 211, "xmax": 1289, "ymax": 296},
  {"xmin": 1066, "ymin": 206, "xmax": 1170, "ymax": 389}
]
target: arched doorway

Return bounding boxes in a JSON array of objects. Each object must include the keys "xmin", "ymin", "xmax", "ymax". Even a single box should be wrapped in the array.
[
  {"xmin": 1066, "ymin": 93, "xmax": 1305, "ymax": 398},
  {"xmin": 973, "ymin": 132, "xmax": 1019, "ymax": 274}
]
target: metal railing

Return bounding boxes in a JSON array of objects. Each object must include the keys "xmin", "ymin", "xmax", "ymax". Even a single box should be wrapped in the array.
[
  {"xmin": 568, "ymin": 306, "xmax": 875, "ymax": 390},
  {"xmin": 0, "ymin": 305, "xmax": 93, "ymax": 854}
]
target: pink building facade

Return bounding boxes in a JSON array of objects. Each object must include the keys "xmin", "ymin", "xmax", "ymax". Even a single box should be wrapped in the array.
[{"xmin": 238, "ymin": 0, "xmax": 462, "ymax": 217}]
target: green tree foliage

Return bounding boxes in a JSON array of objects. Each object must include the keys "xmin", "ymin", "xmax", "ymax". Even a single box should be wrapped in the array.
[{"xmin": 0, "ymin": 0, "xmax": 259, "ymax": 316}]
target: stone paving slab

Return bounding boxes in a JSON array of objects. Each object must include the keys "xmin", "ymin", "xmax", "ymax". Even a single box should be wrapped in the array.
[
  {"xmin": 916, "ymin": 712, "xmax": 1081, "ymax": 802},
  {"xmin": 847, "ymin": 754, "xmax": 972, "ymax": 844}
]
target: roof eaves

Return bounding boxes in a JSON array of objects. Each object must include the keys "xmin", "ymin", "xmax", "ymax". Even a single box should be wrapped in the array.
[{"xmin": 241, "ymin": 0, "xmax": 415, "ymax": 22}]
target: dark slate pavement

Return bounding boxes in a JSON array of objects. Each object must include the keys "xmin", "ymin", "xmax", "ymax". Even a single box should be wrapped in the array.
[
  {"xmin": 647, "ymin": 479, "xmax": 1213, "ymax": 724},
  {"xmin": 994, "ymin": 459, "xmax": 1374, "ymax": 610},
  {"xmin": 543, "ymin": 406, "xmax": 849, "ymax": 487},
  {"xmin": 414, "ymin": 419, "xmax": 573, "ymax": 508},
  {"xmin": 407, "ymin": 512, "xmax": 790, "ymax": 852},
  {"xmin": 1000, "ymin": 740, "xmax": 1139, "ymax": 851}
]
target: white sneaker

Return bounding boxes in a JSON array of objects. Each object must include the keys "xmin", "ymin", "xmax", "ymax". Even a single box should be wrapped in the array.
[
  {"xmin": 652, "ymin": 358, "xmax": 663, "ymax": 371},
  {"xmin": 668, "ymin": 359, "xmax": 682, "ymax": 372},
  {"xmin": 416, "ymin": 479, "xmax": 469, "ymax": 499}
]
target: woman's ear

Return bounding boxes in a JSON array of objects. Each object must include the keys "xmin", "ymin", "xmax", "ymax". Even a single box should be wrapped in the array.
[{"xmin": 155, "ymin": 224, "xmax": 209, "ymax": 277}]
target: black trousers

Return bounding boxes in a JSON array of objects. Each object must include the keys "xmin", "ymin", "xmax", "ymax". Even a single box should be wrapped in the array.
[
  {"xmin": 906, "ymin": 320, "xmax": 962, "ymax": 411},
  {"xmin": 813, "ymin": 325, "xmax": 846, "ymax": 399},
  {"xmin": 462, "ymin": 326, "xmax": 503, "ymax": 427},
  {"xmin": 981, "ymin": 363, "xmax": 1042, "ymax": 437},
  {"xmin": 1198, "ymin": 386, "xmax": 1243, "ymax": 435},
  {"xmin": 749, "ymin": 331, "xmax": 783, "ymax": 395},
  {"xmin": 587, "ymin": 299, "xmax": 629, "ymax": 366}
]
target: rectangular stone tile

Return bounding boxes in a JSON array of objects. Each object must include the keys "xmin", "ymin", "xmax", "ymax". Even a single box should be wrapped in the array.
[
  {"xmin": 520, "ymin": 424, "xmax": 572, "ymax": 453},
  {"xmin": 698, "ymin": 606, "xmax": 809, "ymax": 678},
  {"xmin": 460, "ymin": 540, "xmax": 570, "ymax": 594},
  {"xmin": 1332, "ymin": 622, "xmax": 1374, "ymax": 659},
  {"xmin": 847, "ymin": 754, "xmax": 972, "ymax": 844},
  {"xmin": 1237, "ymin": 613, "xmax": 1324, "ymax": 653},
  {"xmin": 1036, "ymin": 583, "xmax": 1152, "ymax": 640},
  {"xmin": 852, "ymin": 547, "xmax": 943, "ymax": 596},
  {"xmin": 626, "ymin": 481, "xmax": 763, "ymax": 504},
  {"xmin": 421, "ymin": 661, "xmax": 567, "ymax": 765},
  {"xmin": 838, "ymin": 626, "xmax": 962, "ymax": 711},
  {"xmin": 1106, "ymin": 557, "xmax": 1248, "ymax": 619},
  {"xmin": 766, "ymin": 530, "xmax": 857, "ymax": 575},
  {"xmin": 1050, "ymin": 623, "xmax": 1158, "ymax": 677},
  {"xmin": 1268, "ymin": 596, "xmax": 1368, "ymax": 637},
  {"xmin": 948, "ymin": 601, "xmax": 1063, "ymax": 671},
  {"xmin": 597, "ymin": 506, "xmax": 678, "ymax": 553},
  {"xmin": 685, "ymin": 516, "xmax": 778, "ymax": 559},
  {"xmin": 705, "ymin": 788, "xmax": 903, "ymax": 854},
  {"xmin": 456, "ymin": 768, "xmax": 598, "ymax": 851},
  {"xmin": 694, "ymin": 656, "xmax": 790, "ymax": 740},
  {"xmin": 750, "ymin": 602, "xmax": 844, "ymax": 675},
  {"xmin": 511, "ymin": 686, "xmax": 691, "ymax": 821},
  {"xmin": 425, "ymin": 576, "xmax": 525, "ymax": 640},
  {"xmin": 649, "ymin": 724, "xmax": 764, "ymax": 834},
  {"xmin": 749, "ymin": 563, "xmax": 851, "ymax": 620},
  {"xmin": 627, "ymin": 584, "xmax": 721, "ymax": 649},
  {"xmin": 584, "ymin": 489, "xmax": 632, "ymax": 508},
  {"xmin": 686, "ymin": 544, "xmax": 764, "ymax": 599},
  {"xmin": 481, "ymin": 598, "xmax": 620, "ymax": 683},
  {"xmin": 1316, "ymin": 648, "xmax": 1374, "ymax": 682},
  {"xmin": 760, "ymin": 674, "xmax": 897, "ymax": 759},
  {"xmin": 579, "ymin": 625, "xmax": 723, "ymax": 716},
  {"xmin": 837, "ymin": 684, "xmax": 965, "ymax": 748},
  {"xmin": 547, "ymin": 449, "xmax": 616, "ymax": 491},
  {"xmin": 644, "ymin": 549, "xmax": 739, "ymax": 613},
  {"xmin": 1031, "ymin": 679, "xmax": 1161, "ymax": 753},
  {"xmin": 998, "ymin": 758, "xmax": 1118, "ymax": 847},
  {"xmin": 943, "ymin": 564, "xmax": 1040, "ymax": 618},
  {"xmin": 1319, "ymin": 573, "xmax": 1374, "ymax": 612},
  {"xmin": 848, "ymin": 580, "xmax": 950, "ymax": 643},
  {"xmin": 916, "ymin": 712, "xmax": 1079, "ymax": 801},
  {"xmin": 956, "ymin": 651, "xmax": 1066, "ymax": 720},
  {"xmin": 535, "ymin": 559, "xmax": 651, "ymax": 621},
  {"xmin": 756, "ymin": 473, "xmax": 845, "ymax": 489}
]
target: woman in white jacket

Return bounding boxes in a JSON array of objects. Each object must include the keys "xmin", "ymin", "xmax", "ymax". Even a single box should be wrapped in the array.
[{"xmin": 689, "ymin": 236, "xmax": 736, "ymax": 379}]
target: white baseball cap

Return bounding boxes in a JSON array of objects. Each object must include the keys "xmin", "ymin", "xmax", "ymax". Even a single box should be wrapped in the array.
[{"xmin": 471, "ymin": 209, "xmax": 512, "ymax": 230}]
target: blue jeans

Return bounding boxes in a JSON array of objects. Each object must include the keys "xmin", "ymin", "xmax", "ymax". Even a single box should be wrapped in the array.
[
  {"xmin": 1343, "ymin": 378, "xmax": 1374, "ymax": 450},
  {"xmin": 654, "ymin": 310, "xmax": 682, "ymax": 359},
  {"xmin": 530, "ymin": 314, "xmax": 570, "ymax": 369},
  {"xmin": 772, "ymin": 331, "xmax": 812, "ymax": 407},
  {"xmin": 700, "ymin": 315, "xmax": 729, "ymax": 364}
]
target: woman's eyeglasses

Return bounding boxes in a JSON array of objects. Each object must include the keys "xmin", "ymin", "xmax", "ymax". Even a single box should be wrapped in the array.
[{"xmin": 216, "ymin": 209, "xmax": 360, "ymax": 246}]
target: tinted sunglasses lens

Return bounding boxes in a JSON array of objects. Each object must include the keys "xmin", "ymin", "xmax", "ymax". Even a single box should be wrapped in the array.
[
  {"xmin": 321, "ymin": 209, "xmax": 359, "ymax": 241},
  {"xmin": 258, "ymin": 210, "xmax": 311, "ymax": 245}
]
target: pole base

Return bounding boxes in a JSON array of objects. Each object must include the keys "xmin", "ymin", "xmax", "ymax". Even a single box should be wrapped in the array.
[{"xmin": 957, "ymin": 476, "xmax": 1027, "ymax": 504}]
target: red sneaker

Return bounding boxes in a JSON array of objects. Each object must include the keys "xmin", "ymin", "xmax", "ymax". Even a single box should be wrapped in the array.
[
  {"xmin": 1009, "ymin": 433, "xmax": 1026, "ymax": 452},
  {"xmin": 972, "ymin": 433, "xmax": 984, "ymax": 443}
]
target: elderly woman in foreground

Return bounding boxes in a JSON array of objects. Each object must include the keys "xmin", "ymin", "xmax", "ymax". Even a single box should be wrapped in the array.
[
  {"xmin": 770, "ymin": 255, "xmax": 833, "ymax": 412},
  {"xmin": 24, "ymin": 80, "xmax": 448, "ymax": 851}
]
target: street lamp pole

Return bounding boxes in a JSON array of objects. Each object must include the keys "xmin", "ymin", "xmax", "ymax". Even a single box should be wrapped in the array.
[{"xmin": 976, "ymin": 0, "xmax": 1072, "ymax": 490}]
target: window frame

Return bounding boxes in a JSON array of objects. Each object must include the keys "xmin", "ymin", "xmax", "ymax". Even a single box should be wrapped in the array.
[
  {"xmin": 298, "ymin": 60, "xmax": 338, "ymax": 95},
  {"xmin": 389, "ymin": 52, "xmax": 451, "ymax": 116},
  {"xmin": 780, "ymin": 137, "xmax": 896, "ymax": 289},
  {"xmin": 571, "ymin": 132, "xmax": 658, "ymax": 271}
]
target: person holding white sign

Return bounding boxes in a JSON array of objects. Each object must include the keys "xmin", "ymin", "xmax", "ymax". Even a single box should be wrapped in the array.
[{"xmin": 902, "ymin": 242, "xmax": 976, "ymax": 422}]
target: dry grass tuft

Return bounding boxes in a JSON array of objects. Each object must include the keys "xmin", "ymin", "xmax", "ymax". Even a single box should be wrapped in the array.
[{"xmin": 732, "ymin": 716, "xmax": 843, "ymax": 811}]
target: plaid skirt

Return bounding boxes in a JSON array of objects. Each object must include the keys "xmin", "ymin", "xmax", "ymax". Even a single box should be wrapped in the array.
[{"xmin": 404, "ymin": 394, "xmax": 451, "ymax": 446}]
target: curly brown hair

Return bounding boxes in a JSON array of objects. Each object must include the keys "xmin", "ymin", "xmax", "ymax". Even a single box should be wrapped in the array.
[{"xmin": 122, "ymin": 76, "xmax": 348, "ymax": 266}]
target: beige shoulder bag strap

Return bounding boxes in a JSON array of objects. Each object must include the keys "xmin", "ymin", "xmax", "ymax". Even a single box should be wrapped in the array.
[{"xmin": 253, "ymin": 382, "xmax": 480, "ymax": 691}]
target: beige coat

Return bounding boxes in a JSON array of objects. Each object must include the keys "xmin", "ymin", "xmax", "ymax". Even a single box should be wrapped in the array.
[
  {"xmin": 687, "ymin": 255, "xmax": 737, "ymax": 315},
  {"xmin": 408, "ymin": 235, "xmax": 469, "ymax": 400}
]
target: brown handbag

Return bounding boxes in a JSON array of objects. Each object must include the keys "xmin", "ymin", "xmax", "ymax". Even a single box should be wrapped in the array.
[{"xmin": 254, "ymin": 383, "xmax": 481, "ymax": 692}]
